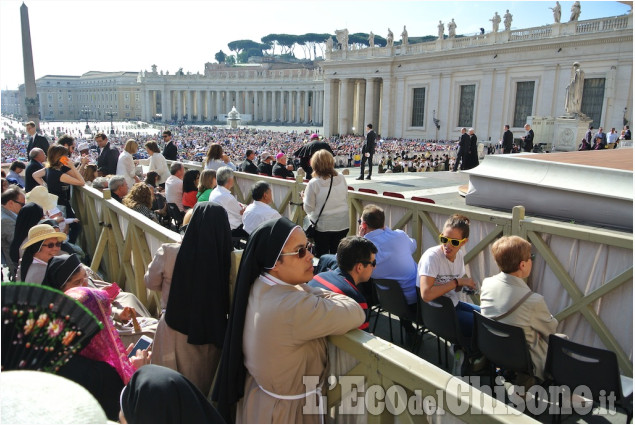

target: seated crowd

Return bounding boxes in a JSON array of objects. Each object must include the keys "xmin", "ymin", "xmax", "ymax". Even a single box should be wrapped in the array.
[{"xmin": 2, "ymin": 121, "xmax": 570, "ymax": 424}]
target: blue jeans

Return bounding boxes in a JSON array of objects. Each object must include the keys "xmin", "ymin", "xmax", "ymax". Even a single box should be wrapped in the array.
[{"xmin": 455, "ymin": 301, "xmax": 480, "ymax": 338}]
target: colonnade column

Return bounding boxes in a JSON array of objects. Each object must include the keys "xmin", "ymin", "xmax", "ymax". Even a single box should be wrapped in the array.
[
  {"xmin": 294, "ymin": 91, "xmax": 300, "ymax": 123},
  {"xmin": 364, "ymin": 79, "xmax": 377, "ymax": 130},
  {"xmin": 215, "ymin": 91, "xmax": 222, "ymax": 121},
  {"xmin": 379, "ymin": 78, "xmax": 392, "ymax": 137},
  {"xmin": 186, "ymin": 91, "xmax": 192, "ymax": 121},
  {"xmin": 338, "ymin": 79, "xmax": 353, "ymax": 135},
  {"xmin": 177, "ymin": 91, "xmax": 183, "ymax": 120},
  {"xmin": 196, "ymin": 91, "xmax": 203, "ymax": 122},
  {"xmin": 207, "ymin": 91, "xmax": 213, "ymax": 121},
  {"xmin": 355, "ymin": 81, "xmax": 366, "ymax": 134},
  {"xmin": 143, "ymin": 89, "xmax": 151, "ymax": 121},
  {"xmin": 279, "ymin": 91, "xmax": 285, "ymax": 122},
  {"xmin": 303, "ymin": 91, "xmax": 310, "ymax": 124},
  {"xmin": 323, "ymin": 80, "xmax": 336, "ymax": 136},
  {"xmin": 161, "ymin": 89, "xmax": 169, "ymax": 121}
]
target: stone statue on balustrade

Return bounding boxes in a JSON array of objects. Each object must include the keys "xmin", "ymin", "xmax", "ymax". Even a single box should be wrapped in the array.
[
  {"xmin": 490, "ymin": 12, "xmax": 501, "ymax": 32},
  {"xmin": 438, "ymin": 21, "xmax": 444, "ymax": 39},
  {"xmin": 335, "ymin": 28, "xmax": 349, "ymax": 51},
  {"xmin": 550, "ymin": 2, "xmax": 561, "ymax": 23},
  {"xmin": 503, "ymin": 10, "xmax": 513, "ymax": 31},
  {"xmin": 565, "ymin": 62, "xmax": 585, "ymax": 116},
  {"xmin": 447, "ymin": 19, "xmax": 457, "ymax": 38},
  {"xmin": 386, "ymin": 28, "xmax": 394, "ymax": 47},
  {"xmin": 368, "ymin": 31, "xmax": 375, "ymax": 47},
  {"xmin": 325, "ymin": 37, "xmax": 334, "ymax": 52},
  {"xmin": 569, "ymin": 1, "xmax": 581, "ymax": 21},
  {"xmin": 401, "ymin": 26, "xmax": 408, "ymax": 45}
]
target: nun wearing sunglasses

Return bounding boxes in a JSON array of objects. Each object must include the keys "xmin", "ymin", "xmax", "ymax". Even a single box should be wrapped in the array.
[{"xmin": 417, "ymin": 214, "xmax": 480, "ymax": 341}]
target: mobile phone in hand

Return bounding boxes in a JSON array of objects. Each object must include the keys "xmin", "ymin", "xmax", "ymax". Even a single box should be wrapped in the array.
[
  {"xmin": 60, "ymin": 156, "xmax": 70, "ymax": 166},
  {"xmin": 128, "ymin": 335, "xmax": 153, "ymax": 358}
]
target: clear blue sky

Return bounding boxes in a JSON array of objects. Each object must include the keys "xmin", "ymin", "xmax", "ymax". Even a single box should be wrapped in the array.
[{"xmin": 0, "ymin": 0, "xmax": 631, "ymax": 90}]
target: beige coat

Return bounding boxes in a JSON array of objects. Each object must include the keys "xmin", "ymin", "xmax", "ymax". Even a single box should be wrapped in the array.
[
  {"xmin": 144, "ymin": 242, "xmax": 180, "ymax": 311},
  {"xmin": 480, "ymin": 272, "xmax": 558, "ymax": 380},
  {"xmin": 237, "ymin": 276, "xmax": 365, "ymax": 424}
]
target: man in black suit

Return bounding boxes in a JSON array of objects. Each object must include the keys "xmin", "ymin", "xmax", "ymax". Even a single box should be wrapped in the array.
[
  {"xmin": 522, "ymin": 124, "xmax": 534, "ymax": 153},
  {"xmin": 95, "ymin": 132, "xmax": 119, "ymax": 176},
  {"xmin": 293, "ymin": 134, "xmax": 333, "ymax": 180},
  {"xmin": 162, "ymin": 130, "xmax": 177, "ymax": 161},
  {"xmin": 357, "ymin": 123, "xmax": 377, "ymax": 180},
  {"xmin": 453, "ymin": 128, "xmax": 470, "ymax": 171},
  {"xmin": 25, "ymin": 121, "xmax": 49, "ymax": 156},
  {"xmin": 502, "ymin": 124, "xmax": 514, "ymax": 154},
  {"xmin": 239, "ymin": 150, "xmax": 258, "ymax": 174},
  {"xmin": 24, "ymin": 148, "xmax": 45, "ymax": 192}
]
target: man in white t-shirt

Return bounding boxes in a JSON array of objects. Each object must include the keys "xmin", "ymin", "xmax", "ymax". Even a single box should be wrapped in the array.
[
  {"xmin": 165, "ymin": 162, "xmax": 185, "ymax": 212},
  {"xmin": 242, "ymin": 181, "xmax": 281, "ymax": 234},
  {"xmin": 209, "ymin": 166, "xmax": 248, "ymax": 238}
]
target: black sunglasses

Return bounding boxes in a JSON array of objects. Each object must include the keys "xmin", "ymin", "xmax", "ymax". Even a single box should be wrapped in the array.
[
  {"xmin": 41, "ymin": 241, "xmax": 62, "ymax": 249},
  {"xmin": 279, "ymin": 243, "xmax": 313, "ymax": 259},
  {"xmin": 13, "ymin": 200, "xmax": 25, "ymax": 207},
  {"xmin": 360, "ymin": 259, "xmax": 377, "ymax": 267}
]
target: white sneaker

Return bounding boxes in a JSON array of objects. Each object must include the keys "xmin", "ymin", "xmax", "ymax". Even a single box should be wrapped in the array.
[{"xmin": 453, "ymin": 349, "xmax": 465, "ymax": 375}]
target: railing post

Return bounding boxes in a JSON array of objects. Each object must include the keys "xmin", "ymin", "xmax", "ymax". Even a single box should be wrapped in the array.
[
  {"xmin": 511, "ymin": 205, "xmax": 526, "ymax": 239},
  {"xmin": 291, "ymin": 173, "xmax": 305, "ymax": 226}
]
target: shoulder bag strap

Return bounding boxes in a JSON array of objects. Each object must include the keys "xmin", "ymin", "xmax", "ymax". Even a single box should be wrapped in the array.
[
  {"xmin": 311, "ymin": 176, "xmax": 334, "ymax": 226},
  {"xmin": 491, "ymin": 291, "xmax": 533, "ymax": 321}
]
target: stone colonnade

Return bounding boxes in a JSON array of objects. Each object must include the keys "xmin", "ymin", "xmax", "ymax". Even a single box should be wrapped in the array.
[
  {"xmin": 322, "ymin": 77, "xmax": 385, "ymax": 136},
  {"xmin": 143, "ymin": 88, "xmax": 324, "ymax": 124}
]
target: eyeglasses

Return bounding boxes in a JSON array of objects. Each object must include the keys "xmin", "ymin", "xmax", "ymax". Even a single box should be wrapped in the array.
[
  {"xmin": 527, "ymin": 253, "xmax": 536, "ymax": 261},
  {"xmin": 439, "ymin": 234, "xmax": 467, "ymax": 247},
  {"xmin": 360, "ymin": 259, "xmax": 377, "ymax": 267},
  {"xmin": 41, "ymin": 241, "xmax": 62, "ymax": 249},
  {"xmin": 279, "ymin": 243, "xmax": 313, "ymax": 259},
  {"xmin": 12, "ymin": 200, "xmax": 25, "ymax": 207}
]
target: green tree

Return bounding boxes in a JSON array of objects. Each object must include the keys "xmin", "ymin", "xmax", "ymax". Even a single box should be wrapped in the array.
[
  {"xmin": 215, "ymin": 50, "xmax": 226, "ymax": 63},
  {"xmin": 225, "ymin": 55, "xmax": 236, "ymax": 65}
]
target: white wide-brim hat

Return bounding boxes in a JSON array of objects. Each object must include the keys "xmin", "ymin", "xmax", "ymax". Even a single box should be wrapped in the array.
[{"xmin": 26, "ymin": 186, "xmax": 58, "ymax": 212}]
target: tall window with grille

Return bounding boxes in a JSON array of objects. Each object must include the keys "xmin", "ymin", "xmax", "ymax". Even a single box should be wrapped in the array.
[
  {"xmin": 581, "ymin": 78, "xmax": 605, "ymax": 127},
  {"xmin": 513, "ymin": 81, "xmax": 535, "ymax": 128},
  {"xmin": 411, "ymin": 88, "xmax": 426, "ymax": 127},
  {"xmin": 458, "ymin": 84, "xmax": 476, "ymax": 128}
]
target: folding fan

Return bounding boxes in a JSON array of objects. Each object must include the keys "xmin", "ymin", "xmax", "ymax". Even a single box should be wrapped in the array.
[{"xmin": 1, "ymin": 282, "xmax": 103, "ymax": 373}]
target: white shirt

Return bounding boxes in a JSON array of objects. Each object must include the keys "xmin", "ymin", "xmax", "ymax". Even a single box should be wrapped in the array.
[
  {"xmin": 209, "ymin": 185, "xmax": 243, "ymax": 230},
  {"xmin": 417, "ymin": 245, "xmax": 465, "ymax": 307},
  {"xmin": 148, "ymin": 152, "xmax": 170, "ymax": 184},
  {"xmin": 242, "ymin": 201, "xmax": 282, "ymax": 234},
  {"xmin": 116, "ymin": 151, "xmax": 136, "ymax": 188},
  {"xmin": 165, "ymin": 175, "xmax": 184, "ymax": 211},
  {"xmin": 205, "ymin": 158, "xmax": 236, "ymax": 171},
  {"xmin": 303, "ymin": 174, "xmax": 349, "ymax": 232},
  {"xmin": 607, "ymin": 131, "xmax": 619, "ymax": 144}
]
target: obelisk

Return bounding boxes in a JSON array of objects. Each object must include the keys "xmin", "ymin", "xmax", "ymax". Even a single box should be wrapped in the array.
[{"xmin": 21, "ymin": 3, "xmax": 40, "ymax": 129}]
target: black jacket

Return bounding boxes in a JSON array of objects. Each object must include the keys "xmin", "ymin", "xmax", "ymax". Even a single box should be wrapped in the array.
[
  {"xmin": 240, "ymin": 159, "xmax": 258, "ymax": 174},
  {"xmin": 272, "ymin": 162, "xmax": 294, "ymax": 179},
  {"xmin": 24, "ymin": 159, "xmax": 44, "ymax": 192},
  {"xmin": 522, "ymin": 129, "xmax": 534, "ymax": 152},
  {"xmin": 97, "ymin": 143, "xmax": 120, "ymax": 176},
  {"xmin": 27, "ymin": 134, "xmax": 49, "ymax": 156},
  {"xmin": 257, "ymin": 162, "xmax": 272, "ymax": 176},
  {"xmin": 163, "ymin": 141, "xmax": 178, "ymax": 161},
  {"xmin": 502, "ymin": 130, "xmax": 514, "ymax": 153},
  {"xmin": 453, "ymin": 133, "xmax": 470, "ymax": 171},
  {"xmin": 363, "ymin": 130, "xmax": 376, "ymax": 154}
]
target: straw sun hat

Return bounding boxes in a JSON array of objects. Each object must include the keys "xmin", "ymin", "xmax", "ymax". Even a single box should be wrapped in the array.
[{"xmin": 20, "ymin": 224, "xmax": 67, "ymax": 251}]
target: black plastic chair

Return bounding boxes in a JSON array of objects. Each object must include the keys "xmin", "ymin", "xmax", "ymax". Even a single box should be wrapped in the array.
[
  {"xmin": 166, "ymin": 203, "xmax": 184, "ymax": 231},
  {"xmin": 373, "ymin": 279, "xmax": 417, "ymax": 348},
  {"xmin": 472, "ymin": 311, "xmax": 534, "ymax": 385},
  {"xmin": 420, "ymin": 296, "xmax": 470, "ymax": 369},
  {"xmin": 545, "ymin": 334, "xmax": 633, "ymax": 423}
]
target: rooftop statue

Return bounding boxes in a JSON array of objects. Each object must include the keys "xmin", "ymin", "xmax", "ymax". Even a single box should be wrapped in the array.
[
  {"xmin": 550, "ymin": 1, "xmax": 562, "ymax": 23},
  {"xmin": 368, "ymin": 31, "xmax": 375, "ymax": 47},
  {"xmin": 569, "ymin": 1, "xmax": 581, "ymax": 21},
  {"xmin": 448, "ymin": 19, "xmax": 457, "ymax": 38},
  {"xmin": 386, "ymin": 28, "xmax": 394, "ymax": 47},
  {"xmin": 401, "ymin": 26, "xmax": 408, "ymax": 45},
  {"xmin": 438, "ymin": 21, "xmax": 444, "ymax": 39},
  {"xmin": 490, "ymin": 12, "xmax": 501, "ymax": 32},
  {"xmin": 503, "ymin": 10, "xmax": 513, "ymax": 31}
]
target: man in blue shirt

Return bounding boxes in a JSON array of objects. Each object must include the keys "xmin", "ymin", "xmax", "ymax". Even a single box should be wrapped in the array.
[
  {"xmin": 358, "ymin": 204, "xmax": 418, "ymax": 334},
  {"xmin": 308, "ymin": 236, "xmax": 377, "ymax": 331}
]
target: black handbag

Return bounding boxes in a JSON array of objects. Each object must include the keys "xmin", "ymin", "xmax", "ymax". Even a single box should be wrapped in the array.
[{"xmin": 303, "ymin": 176, "xmax": 333, "ymax": 240}]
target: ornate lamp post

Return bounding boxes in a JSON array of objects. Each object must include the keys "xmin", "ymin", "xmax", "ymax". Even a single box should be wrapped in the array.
[
  {"xmin": 81, "ymin": 107, "xmax": 92, "ymax": 134},
  {"xmin": 106, "ymin": 110, "xmax": 117, "ymax": 135}
]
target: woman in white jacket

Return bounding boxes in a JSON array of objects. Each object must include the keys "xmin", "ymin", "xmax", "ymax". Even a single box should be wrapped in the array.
[
  {"xmin": 116, "ymin": 139, "xmax": 141, "ymax": 188},
  {"xmin": 145, "ymin": 141, "xmax": 170, "ymax": 185},
  {"xmin": 303, "ymin": 149, "xmax": 349, "ymax": 257}
]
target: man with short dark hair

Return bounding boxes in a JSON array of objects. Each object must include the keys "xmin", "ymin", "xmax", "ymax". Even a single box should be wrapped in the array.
[
  {"xmin": 502, "ymin": 125, "xmax": 514, "ymax": 154},
  {"xmin": 308, "ymin": 236, "xmax": 377, "ymax": 330},
  {"xmin": 242, "ymin": 181, "xmax": 281, "ymax": 234},
  {"xmin": 1, "ymin": 186, "xmax": 26, "ymax": 277},
  {"xmin": 25, "ymin": 148, "xmax": 45, "ymax": 192},
  {"xmin": 239, "ymin": 150, "xmax": 258, "ymax": 174},
  {"xmin": 165, "ymin": 162, "xmax": 185, "ymax": 211},
  {"xmin": 95, "ymin": 133, "xmax": 119, "ymax": 176},
  {"xmin": 358, "ymin": 204, "xmax": 419, "ymax": 336},
  {"xmin": 624, "ymin": 125, "xmax": 631, "ymax": 140},
  {"xmin": 162, "ymin": 130, "xmax": 177, "ymax": 161},
  {"xmin": 57, "ymin": 134, "xmax": 76, "ymax": 155},
  {"xmin": 25, "ymin": 121, "xmax": 49, "ymax": 156},
  {"xmin": 453, "ymin": 128, "xmax": 470, "ymax": 171},
  {"xmin": 257, "ymin": 152, "xmax": 274, "ymax": 176},
  {"xmin": 108, "ymin": 175, "xmax": 128, "ymax": 203},
  {"xmin": 357, "ymin": 123, "xmax": 376, "ymax": 180}
]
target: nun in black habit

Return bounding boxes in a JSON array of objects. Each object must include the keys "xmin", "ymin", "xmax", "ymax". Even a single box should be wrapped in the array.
[
  {"xmin": 9, "ymin": 202, "xmax": 44, "ymax": 272},
  {"xmin": 152, "ymin": 201, "xmax": 233, "ymax": 396},
  {"xmin": 212, "ymin": 217, "xmax": 364, "ymax": 423}
]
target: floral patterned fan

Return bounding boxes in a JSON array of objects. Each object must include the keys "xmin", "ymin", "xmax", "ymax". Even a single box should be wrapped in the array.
[{"xmin": 1, "ymin": 282, "xmax": 103, "ymax": 373}]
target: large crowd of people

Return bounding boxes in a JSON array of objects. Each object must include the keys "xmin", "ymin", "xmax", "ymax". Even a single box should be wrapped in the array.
[{"xmin": 1, "ymin": 116, "xmax": 591, "ymax": 423}]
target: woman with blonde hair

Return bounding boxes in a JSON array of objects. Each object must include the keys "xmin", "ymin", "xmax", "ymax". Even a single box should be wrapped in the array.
[
  {"xmin": 196, "ymin": 169, "xmax": 216, "ymax": 203},
  {"xmin": 116, "ymin": 139, "xmax": 141, "ymax": 188},
  {"xmin": 123, "ymin": 182, "xmax": 157, "ymax": 223},
  {"xmin": 144, "ymin": 141, "xmax": 170, "ymax": 185},
  {"xmin": 204, "ymin": 143, "xmax": 236, "ymax": 171},
  {"xmin": 303, "ymin": 149, "xmax": 349, "ymax": 257}
]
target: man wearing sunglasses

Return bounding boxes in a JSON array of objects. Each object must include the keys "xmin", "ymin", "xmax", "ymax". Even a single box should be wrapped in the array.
[
  {"xmin": 308, "ymin": 236, "xmax": 377, "ymax": 331},
  {"xmin": 358, "ymin": 205, "xmax": 419, "ymax": 339},
  {"xmin": 1, "ymin": 186, "xmax": 26, "ymax": 279}
]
